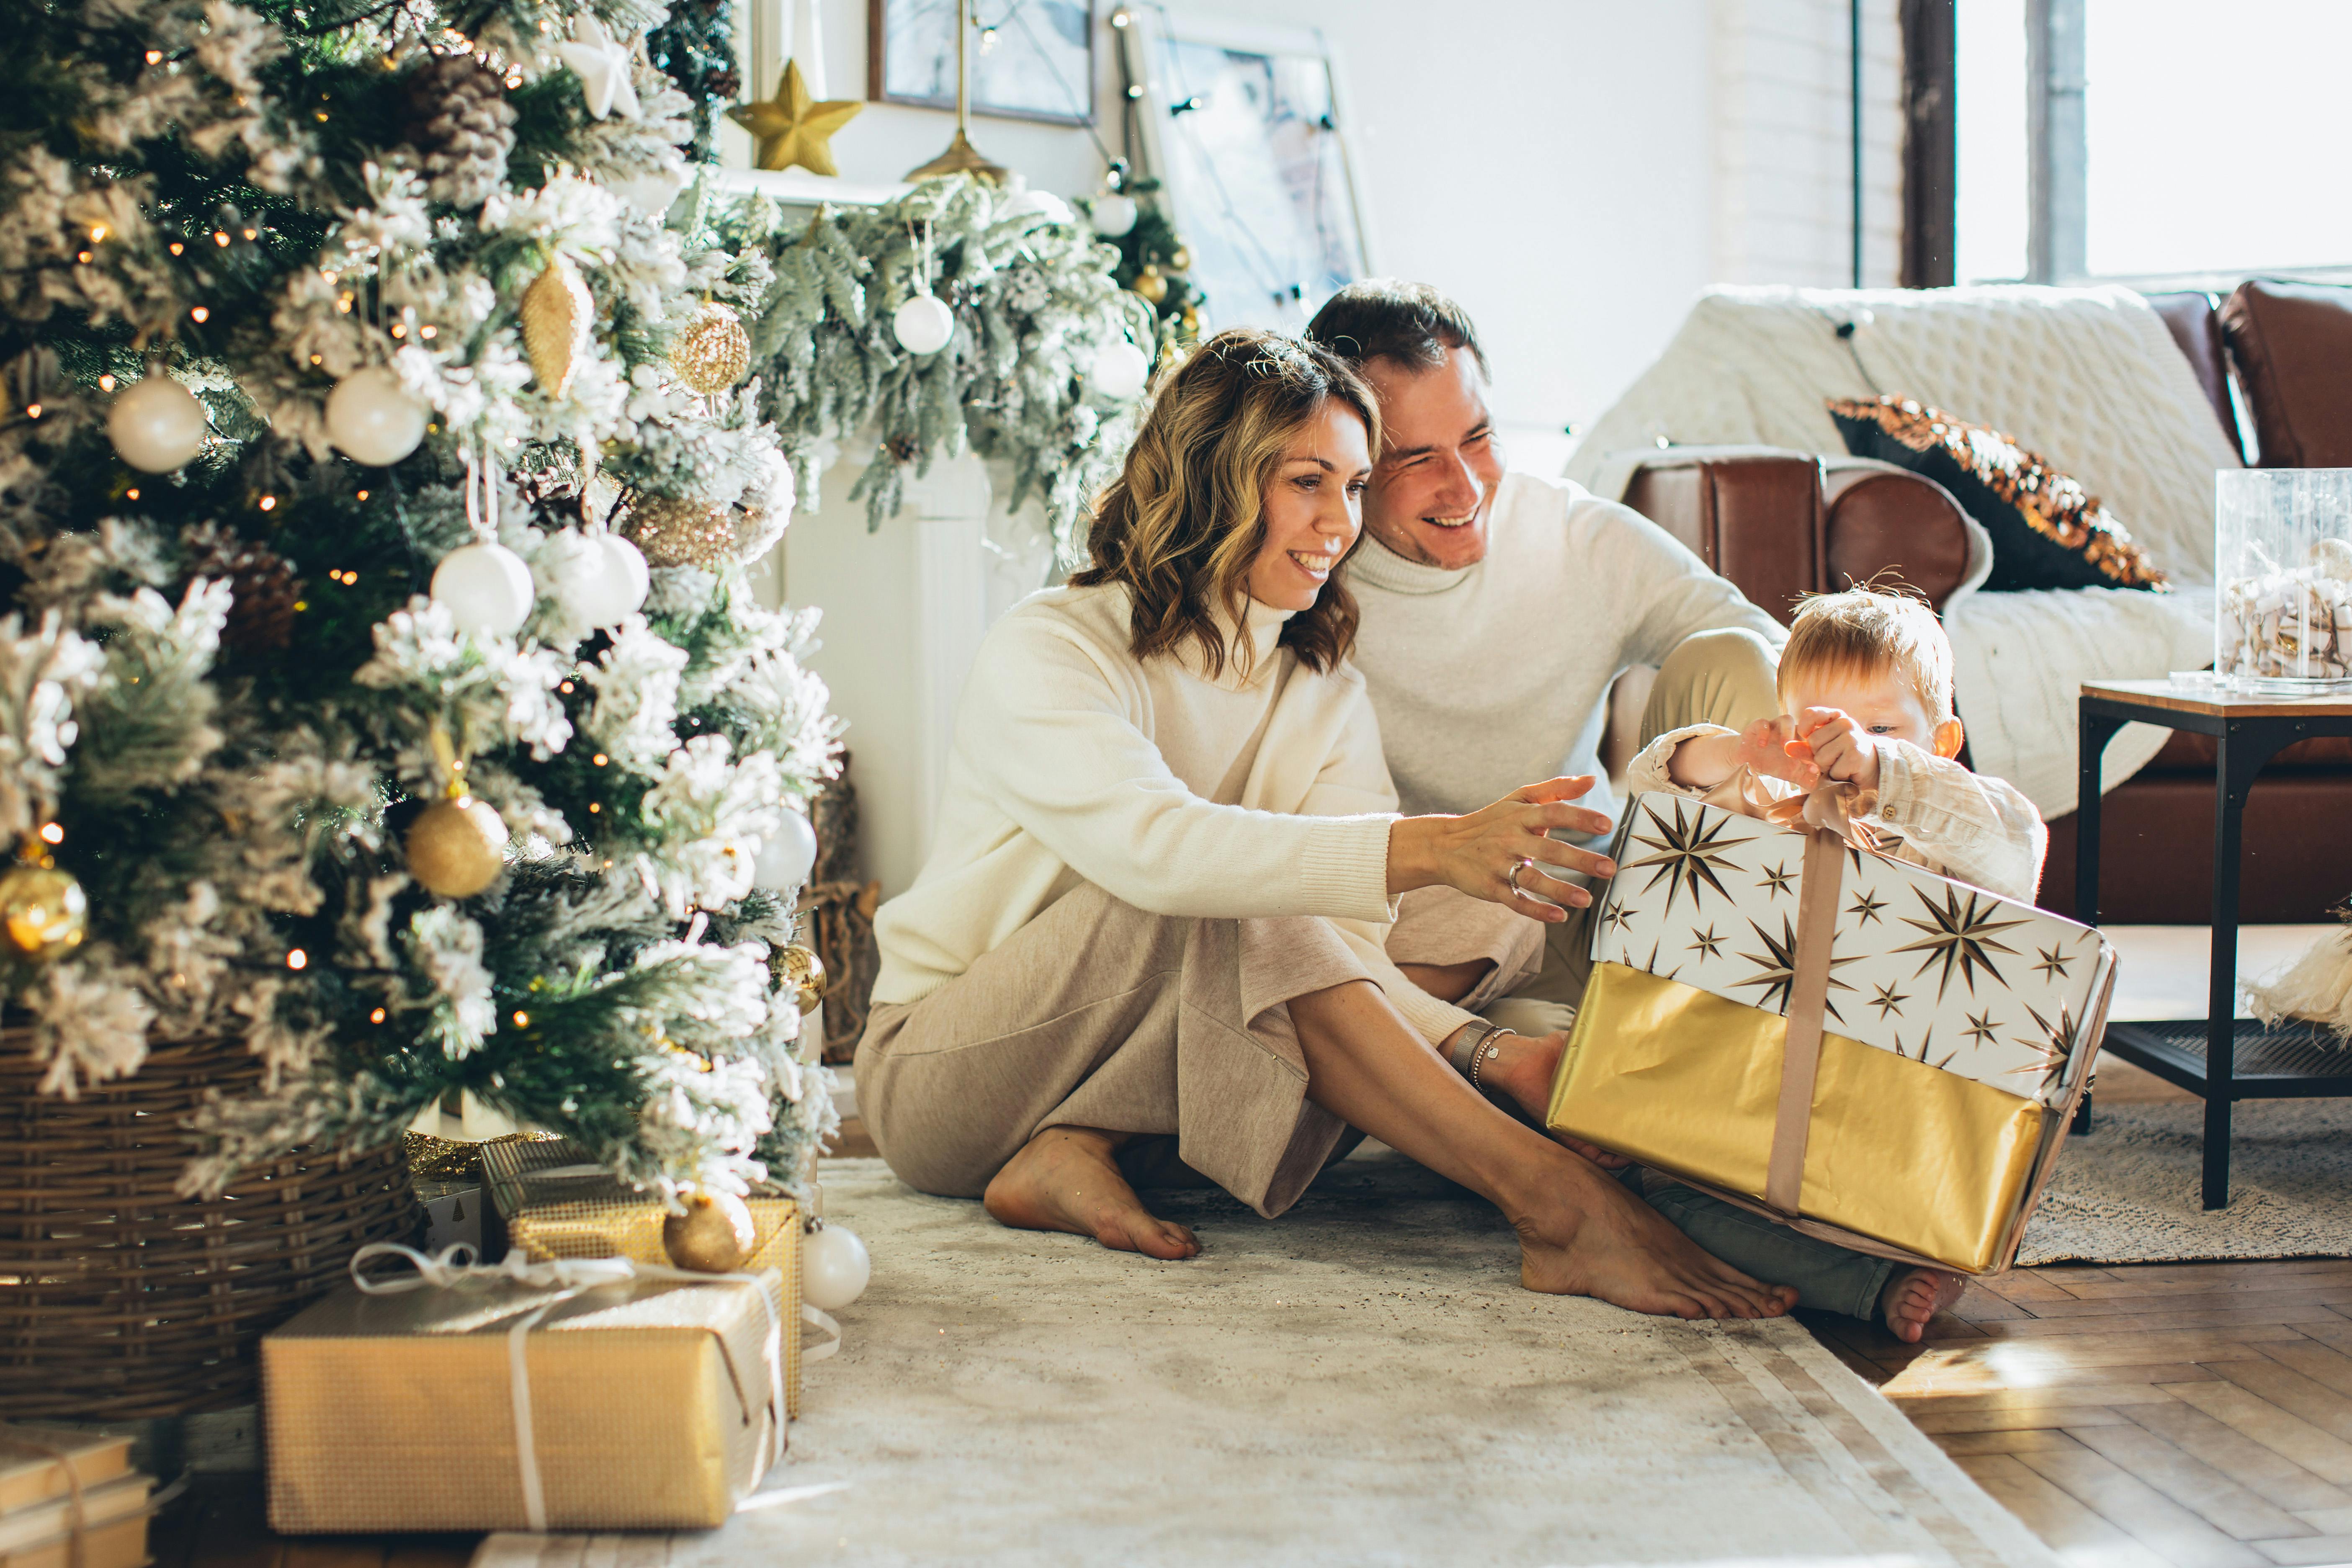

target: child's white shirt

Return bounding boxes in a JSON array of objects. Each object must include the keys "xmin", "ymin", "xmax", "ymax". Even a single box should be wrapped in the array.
[{"xmin": 1623, "ymin": 724, "xmax": 2049, "ymax": 904}]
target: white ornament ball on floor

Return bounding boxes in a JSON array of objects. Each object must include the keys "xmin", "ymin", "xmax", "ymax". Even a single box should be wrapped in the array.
[
  {"xmin": 324, "ymin": 366, "xmax": 430, "ymax": 466},
  {"xmin": 1088, "ymin": 340, "xmax": 1150, "ymax": 402},
  {"xmin": 754, "ymin": 808, "xmax": 818, "ymax": 890},
  {"xmin": 802, "ymin": 1221, "xmax": 869, "ymax": 1311},
  {"xmin": 893, "ymin": 294, "xmax": 955, "ymax": 356},
  {"xmin": 107, "ymin": 372, "xmax": 209, "ymax": 473},
  {"xmin": 1089, "ymin": 193, "xmax": 1138, "ymax": 238},
  {"xmin": 431, "ymin": 540, "xmax": 536, "ymax": 638}
]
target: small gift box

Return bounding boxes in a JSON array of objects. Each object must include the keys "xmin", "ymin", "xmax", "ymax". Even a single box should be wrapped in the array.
[
  {"xmin": 263, "ymin": 1246, "xmax": 786, "ymax": 1533},
  {"xmin": 479, "ymin": 1137, "xmax": 806, "ymax": 1416},
  {"xmin": 1546, "ymin": 792, "xmax": 2116, "ymax": 1274}
]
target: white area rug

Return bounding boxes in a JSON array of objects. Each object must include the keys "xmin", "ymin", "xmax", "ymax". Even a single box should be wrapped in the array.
[
  {"xmin": 2021, "ymin": 1099, "xmax": 2352, "ymax": 1266},
  {"xmin": 569, "ymin": 1153, "xmax": 2058, "ymax": 1568}
]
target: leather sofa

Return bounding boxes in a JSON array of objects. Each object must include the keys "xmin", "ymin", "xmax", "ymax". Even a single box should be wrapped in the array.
[{"xmin": 1616, "ymin": 281, "xmax": 2352, "ymax": 924}]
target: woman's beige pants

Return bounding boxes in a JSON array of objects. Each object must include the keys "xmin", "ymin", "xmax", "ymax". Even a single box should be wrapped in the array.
[{"xmin": 855, "ymin": 885, "xmax": 1537, "ymax": 1218}]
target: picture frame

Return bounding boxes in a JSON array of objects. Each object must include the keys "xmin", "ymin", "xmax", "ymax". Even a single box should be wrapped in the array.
[
  {"xmin": 868, "ymin": 0, "xmax": 1097, "ymax": 127},
  {"xmin": 1116, "ymin": 10, "xmax": 1373, "ymax": 333}
]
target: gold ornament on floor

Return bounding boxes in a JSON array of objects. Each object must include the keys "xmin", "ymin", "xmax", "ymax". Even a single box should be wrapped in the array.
[
  {"xmin": 727, "ymin": 58, "xmax": 863, "ymax": 177},
  {"xmin": 1131, "ymin": 264, "xmax": 1168, "ymax": 305},
  {"xmin": 669, "ymin": 302, "xmax": 750, "ymax": 395},
  {"xmin": 0, "ymin": 834, "xmax": 85, "ymax": 962},
  {"xmin": 520, "ymin": 253, "xmax": 595, "ymax": 399},
  {"xmin": 771, "ymin": 943, "xmax": 826, "ymax": 1014},
  {"xmin": 622, "ymin": 494, "xmax": 736, "ymax": 570},
  {"xmin": 662, "ymin": 1188, "xmax": 758, "ymax": 1273}
]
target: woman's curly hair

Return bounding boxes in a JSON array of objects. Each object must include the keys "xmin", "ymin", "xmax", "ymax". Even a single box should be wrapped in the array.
[{"xmin": 1070, "ymin": 328, "xmax": 1380, "ymax": 679}]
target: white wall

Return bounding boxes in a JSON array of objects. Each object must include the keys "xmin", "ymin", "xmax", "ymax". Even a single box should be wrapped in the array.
[{"xmin": 753, "ymin": 0, "xmax": 1906, "ymax": 896}]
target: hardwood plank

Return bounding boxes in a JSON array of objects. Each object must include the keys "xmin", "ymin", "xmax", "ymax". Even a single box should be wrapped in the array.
[
  {"xmin": 1950, "ymin": 1282, "xmax": 2037, "ymax": 1322},
  {"xmin": 2052, "ymin": 1265, "xmax": 2352, "ymax": 1299},
  {"xmin": 2125, "ymin": 1401, "xmax": 2352, "ymax": 1513},
  {"xmin": 1953, "ymin": 1454, "xmax": 2174, "ymax": 1567},
  {"xmin": 278, "ymin": 1544, "xmax": 392, "ymax": 1568},
  {"xmin": 2166, "ymin": 1382, "xmax": 2352, "ymax": 1488},
  {"xmin": 1933, "ymin": 1429, "xmax": 2092, "ymax": 1456},
  {"xmin": 2291, "ymin": 1507, "xmax": 2352, "ymax": 1534},
  {"xmin": 1902, "ymin": 1328, "xmax": 2313, "ymax": 1369},
  {"xmin": 2002, "ymin": 1287, "xmax": 2352, "ymax": 1321},
  {"xmin": 2063, "ymin": 1424, "xmax": 2318, "ymax": 1542},
  {"xmin": 1909, "ymin": 1404, "xmax": 2133, "ymax": 1434},
  {"xmin": 1886, "ymin": 1361, "xmax": 2227, "ymax": 1395},
  {"xmin": 1925, "ymin": 1305, "xmax": 2352, "ymax": 1339},
  {"xmin": 1889, "ymin": 1383, "xmax": 2187, "ymax": 1414},
  {"xmin": 2013, "ymin": 1445, "xmax": 2273, "ymax": 1567},
  {"xmin": 2211, "ymin": 1360, "xmax": 2352, "ymax": 1445},
  {"xmin": 2248, "ymin": 1536, "xmax": 2352, "ymax": 1567},
  {"xmin": 1983, "ymin": 1270, "xmax": 2087, "ymax": 1304},
  {"xmin": 2258, "ymin": 1341, "xmax": 2352, "ymax": 1401}
]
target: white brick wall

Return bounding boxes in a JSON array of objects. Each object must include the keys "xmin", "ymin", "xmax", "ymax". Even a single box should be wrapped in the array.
[{"xmin": 1710, "ymin": 0, "xmax": 1906, "ymax": 288}]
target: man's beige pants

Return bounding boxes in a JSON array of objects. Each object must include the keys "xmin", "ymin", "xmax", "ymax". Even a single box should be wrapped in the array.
[{"xmin": 856, "ymin": 885, "xmax": 1539, "ymax": 1218}]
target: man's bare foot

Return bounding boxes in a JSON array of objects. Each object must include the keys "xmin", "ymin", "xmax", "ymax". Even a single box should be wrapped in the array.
[
  {"xmin": 1510, "ymin": 1151, "xmax": 1800, "ymax": 1321},
  {"xmin": 1880, "ymin": 1267, "xmax": 1964, "ymax": 1343},
  {"xmin": 982, "ymin": 1126, "xmax": 1200, "ymax": 1261}
]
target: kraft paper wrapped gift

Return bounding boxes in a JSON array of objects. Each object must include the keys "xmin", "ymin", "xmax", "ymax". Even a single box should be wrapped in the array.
[
  {"xmin": 479, "ymin": 1135, "xmax": 805, "ymax": 1416},
  {"xmin": 1546, "ymin": 792, "xmax": 2116, "ymax": 1274},
  {"xmin": 263, "ymin": 1246, "xmax": 786, "ymax": 1534}
]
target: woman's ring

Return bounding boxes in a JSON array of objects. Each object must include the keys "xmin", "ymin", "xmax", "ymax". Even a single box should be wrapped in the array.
[{"xmin": 1508, "ymin": 858, "xmax": 1532, "ymax": 894}]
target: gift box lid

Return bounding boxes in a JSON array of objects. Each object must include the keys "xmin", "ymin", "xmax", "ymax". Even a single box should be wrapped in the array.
[{"xmin": 1592, "ymin": 793, "xmax": 2112, "ymax": 1105}]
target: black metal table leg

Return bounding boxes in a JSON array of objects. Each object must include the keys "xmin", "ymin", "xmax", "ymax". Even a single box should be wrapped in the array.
[{"xmin": 2203, "ymin": 725, "xmax": 2261, "ymax": 1209}]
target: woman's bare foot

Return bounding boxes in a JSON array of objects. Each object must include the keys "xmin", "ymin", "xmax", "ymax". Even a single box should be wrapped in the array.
[
  {"xmin": 1511, "ymin": 1151, "xmax": 1801, "ymax": 1320},
  {"xmin": 1477, "ymin": 1029, "xmax": 1564, "ymax": 1124},
  {"xmin": 982, "ymin": 1126, "xmax": 1200, "ymax": 1261},
  {"xmin": 1880, "ymin": 1267, "xmax": 1964, "ymax": 1343}
]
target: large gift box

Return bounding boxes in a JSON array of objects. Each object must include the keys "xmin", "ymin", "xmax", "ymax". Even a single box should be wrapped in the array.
[
  {"xmin": 263, "ymin": 1248, "xmax": 786, "ymax": 1533},
  {"xmin": 480, "ymin": 1136, "xmax": 806, "ymax": 1416},
  {"xmin": 1546, "ymin": 792, "xmax": 2115, "ymax": 1274}
]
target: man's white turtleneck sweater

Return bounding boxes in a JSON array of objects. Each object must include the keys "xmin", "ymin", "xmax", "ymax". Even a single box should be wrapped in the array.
[{"xmin": 1347, "ymin": 471, "xmax": 1785, "ymax": 836}]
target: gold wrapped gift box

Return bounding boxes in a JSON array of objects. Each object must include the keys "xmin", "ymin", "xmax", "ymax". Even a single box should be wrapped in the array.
[
  {"xmin": 480, "ymin": 1137, "xmax": 804, "ymax": 1416},
  {"xmin": 263, "ymin": 1264, "xmax": 785, "ymax": 1533}
]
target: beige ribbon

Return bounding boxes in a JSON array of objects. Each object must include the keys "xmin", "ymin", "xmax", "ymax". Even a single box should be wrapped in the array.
[
  {"xmin": 352, "ymin": 1241, "xmax": 792, "ymax": 1533},
  {"xmin": 1765, "ymin": 828, "xmax": 1849, "ymax": 1214}
]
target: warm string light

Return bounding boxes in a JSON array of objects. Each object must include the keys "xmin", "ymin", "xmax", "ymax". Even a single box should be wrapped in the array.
[
  {"xmin": 39, "ymin": 823, "xmax": 63, "ymax": 845},
  {"xmin": 369, "ymin": 1007, "xmax": 386, "ymax": 1024},
  {"xmin": 97, "ymin": 374, "xmax": 115, "ymax": 391},
  {"xmin": 286, "ymin": 948, "xmax": 308, "ymax": 970},
  {"xmin": 190, "ymin": 306, "xmax": 209, "ymax": 322},
  {"xmin": 512, "ymin": 1010, "xmax": 530, "ymax": 1027}
]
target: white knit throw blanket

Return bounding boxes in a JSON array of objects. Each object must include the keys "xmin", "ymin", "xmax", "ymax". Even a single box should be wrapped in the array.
[{"xmin": 1568, "ymin": 284, "xmax": 2243, "ymax": 817}]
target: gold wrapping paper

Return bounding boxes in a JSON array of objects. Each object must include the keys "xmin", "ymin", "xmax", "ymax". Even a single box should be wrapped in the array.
[
  {"xmin": 1548, "ymin": 962, "xmax": 2045, "ymax": 1273},
  {"xmin": 263, "ymin": 1267, "xmax": 784, "ymax": 1533},
  {"xmin": 480, "ymin": 1138, "xmax": 803, "ymax": 1416}
]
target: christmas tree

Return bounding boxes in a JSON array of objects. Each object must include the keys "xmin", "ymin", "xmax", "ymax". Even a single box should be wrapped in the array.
[{"xmin": 2, "ymin": 0, "xmax": 842, "ymax": 1202}]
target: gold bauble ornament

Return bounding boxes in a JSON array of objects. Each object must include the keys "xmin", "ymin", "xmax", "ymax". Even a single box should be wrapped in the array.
[
  {"xmin": 663, "ymin": 1189, "xmax": 758, "ymax": 1273},
  {"xmin": 1168, "ymin": 245, "xmax": 1193, "ymax": 271},
  {"xmin": 0, "ymin": 863, "xmax": 85, "ymax": 962},
  {"xmin": 520, "ymin": 255, "xmax": 595, "ymax": 399},
  {"xmin": 622, "ymin": 494, "xmax": 736, "ymax": 570},
  {"xmin": 669, "ymin": 302, "xmax": 750, "ymax": 395},
  {"xmin": 405, "ymin": 794, "xmax": 509, "ymax": 899},
  {"xmin": 771, "ymin": 943, "xmax": 827, "ymax": 1014},
  {"xmin": 1131, "ymin": 265, "xmax": 1168, "ymax": 306}
]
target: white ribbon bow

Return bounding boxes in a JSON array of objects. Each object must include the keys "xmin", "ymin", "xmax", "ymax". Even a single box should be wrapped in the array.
[{"xmin": 350, "ymin": 1241, "xmax": 836, "ymax": 1531}]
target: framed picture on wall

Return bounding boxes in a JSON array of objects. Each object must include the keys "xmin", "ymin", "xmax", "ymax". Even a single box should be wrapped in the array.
[
  {"xmin": 1117, "ymin": 10, "xmax": 1372, "ymax": 333},
  {"xmin": 870, "ymin": 0, "xmax": 1097, "ymax": 126}
]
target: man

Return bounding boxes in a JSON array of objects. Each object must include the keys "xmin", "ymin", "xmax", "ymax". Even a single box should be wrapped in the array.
[{"xmin": 1306, "ymin": 281, "xmax": 1785, "ymax": 1012}]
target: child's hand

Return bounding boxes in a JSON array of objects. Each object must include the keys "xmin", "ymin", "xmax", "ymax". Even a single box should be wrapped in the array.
[
  {"xmin": 1735, "ymin": 716, "xmax": 1821, "ymax": 789},
  {"xmin": 1789, "ymin": 708, "xmax": 1881, "ymax": 791}
]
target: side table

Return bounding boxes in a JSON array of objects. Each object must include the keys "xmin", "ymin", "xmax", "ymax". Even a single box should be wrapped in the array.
[{"xmin": 2077, "ymin": 678, "xmax": 2352, "ymax": 1209}]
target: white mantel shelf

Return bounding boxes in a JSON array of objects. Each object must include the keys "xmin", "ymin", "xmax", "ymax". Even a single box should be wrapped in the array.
[{"xmin": 709, "ymin": 167, "xmax": 909, "ymax": 209}]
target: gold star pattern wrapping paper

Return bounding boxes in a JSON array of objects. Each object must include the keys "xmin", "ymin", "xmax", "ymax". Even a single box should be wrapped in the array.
[
  {"xmin": 727, "ymin": 59, "xmax": 862, "ymax": 176},
  {"xmin": 1548, "ymin": 793, "xmax": 2116, "ymax": 1274}
]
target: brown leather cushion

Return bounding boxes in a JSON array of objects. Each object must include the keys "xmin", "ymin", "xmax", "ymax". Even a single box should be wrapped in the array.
[
  {"xmin": 2222, "ymin": 280, "xmax": 2352, "ymax": 468},
  {"xmin": 1821, "ymin": 466, "xmax": 1974, "ymax": 610},
  {"xmin": 1621, "ymin": 451, "xmax": 1824, "ymax": 626},
  {"xmin": 2142, "ymin": 290, "xmax": 2244, "ymax": 460},
  {"xmin": 2141, "ymin": 729, "xmax": 2352, "ymax": 772}
]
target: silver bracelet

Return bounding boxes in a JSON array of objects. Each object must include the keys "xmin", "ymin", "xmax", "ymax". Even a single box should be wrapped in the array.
[
  {"xmin": 1448, "ymin": 1020, "xmax": 1503, "ymax": 1077},
  {"xmin": 1469, "ymin": 1027, "xmax": 1513, "ymax": 1097}
]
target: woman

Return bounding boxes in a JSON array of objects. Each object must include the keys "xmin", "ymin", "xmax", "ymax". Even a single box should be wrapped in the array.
[{"xmin": 856, "ymin": 331, "xmax": 1790, "ymax": 1320}]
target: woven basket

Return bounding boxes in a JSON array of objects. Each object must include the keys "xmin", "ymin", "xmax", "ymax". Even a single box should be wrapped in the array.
[{"xmin": 0, "ymin": 1029, "xmax": 420, "ymax": 1419}]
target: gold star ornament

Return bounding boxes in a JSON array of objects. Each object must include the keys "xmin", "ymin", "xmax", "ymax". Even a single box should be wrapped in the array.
[{"xmin": 728, "ymin": 59, "xmax": 863, "ymax": 176}]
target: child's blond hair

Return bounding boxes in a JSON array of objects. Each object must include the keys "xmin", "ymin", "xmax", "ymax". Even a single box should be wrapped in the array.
[{"xmin": 1778, "ymin": 586, "xmax": 1955, "ymax": 723}]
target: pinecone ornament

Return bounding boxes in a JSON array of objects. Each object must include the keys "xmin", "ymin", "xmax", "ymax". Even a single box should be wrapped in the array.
[
  {"xmin": 405, "ymin": 54, "xmax": 518, "ymax": 209},
  {"xmin": 181, "ymin": 522, "xmax": 301, "ymax": 657}
]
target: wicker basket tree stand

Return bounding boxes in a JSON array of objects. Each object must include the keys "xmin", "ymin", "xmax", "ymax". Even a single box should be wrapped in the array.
[{"xmin": 1, "ymin": 1030, "xmax": 418, "ymax": 1419}]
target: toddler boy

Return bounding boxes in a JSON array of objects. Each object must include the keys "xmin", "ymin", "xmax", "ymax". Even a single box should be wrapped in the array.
[{"xmin": 1619, "ymin": 586, "xmax": 2048, "ymax": 1341}]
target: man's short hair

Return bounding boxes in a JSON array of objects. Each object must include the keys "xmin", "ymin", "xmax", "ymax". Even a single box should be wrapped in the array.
[
  {"xmin": 1778, "ymin": 586, "xmax": 1955, "ymax": 723},
  {"xmin": 1305, "ymin": 280, "xmax": 1489, "ymax": 380}
]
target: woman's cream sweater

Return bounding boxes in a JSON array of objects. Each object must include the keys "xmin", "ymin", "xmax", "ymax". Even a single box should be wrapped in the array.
[{"xmin": 871, "ymin": 582, "xmax": 1478, "ymax": 1044}]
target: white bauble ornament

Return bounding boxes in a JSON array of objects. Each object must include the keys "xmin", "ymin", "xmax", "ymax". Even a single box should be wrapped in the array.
[
  {"xmin": 1088, "ymin": 340, "xmax": 1150, "ymax": 402},
  {"xmin": 612, "ymin": 166, "xmax": 688, "ymax": 216},
  {"xmin": 324, "ymin": 366, "xmax": 430, "ymax": 466},
  {"xmin": 549, "ymin": 527, "xmax": 647, "ymax": 628},
  {"xmin": 431, "ymin": 540, "xmax": 536, "ymax": 637},
  {"xmin": 892, "ymin": 294, "xmax": 955, "ymax": 356},
  {"xmin": 594, "ymin": 530, "xmax": 650, "ymax": 618},
  {"xmin": 801, "ymin": 1221, "xmax": 869, "ymax": 1311},
  {"xmin": 1000, "ymin": 189, "xmax": 1073, "ymax": 229},
  {"xmin": 1089, "ymin": 192, "xmax": 1138, "ymax": 238},
  {"xmin": 754, "ymin": 808, "xmax": 818, "ymax": 890},
  {"xmin": 107, "ymin": 373, "xmax": 209, "ymax": 473}
]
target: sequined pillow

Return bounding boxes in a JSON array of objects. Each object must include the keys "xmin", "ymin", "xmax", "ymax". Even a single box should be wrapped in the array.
[{"xmin": 1828, "ymin": 396, "xmax": 2167, "ymax": 592}]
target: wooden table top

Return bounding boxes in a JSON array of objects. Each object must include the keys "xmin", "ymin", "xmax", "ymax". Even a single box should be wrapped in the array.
[{"xmin": 2082, "ymin": 678, "xmax": 2352, "ymax": 720}]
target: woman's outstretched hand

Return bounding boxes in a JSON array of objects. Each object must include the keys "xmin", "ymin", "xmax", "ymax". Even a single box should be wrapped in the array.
[{"xmin": 1387, "ymin": 776, "xmax": 1617, "ymax": 922}]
